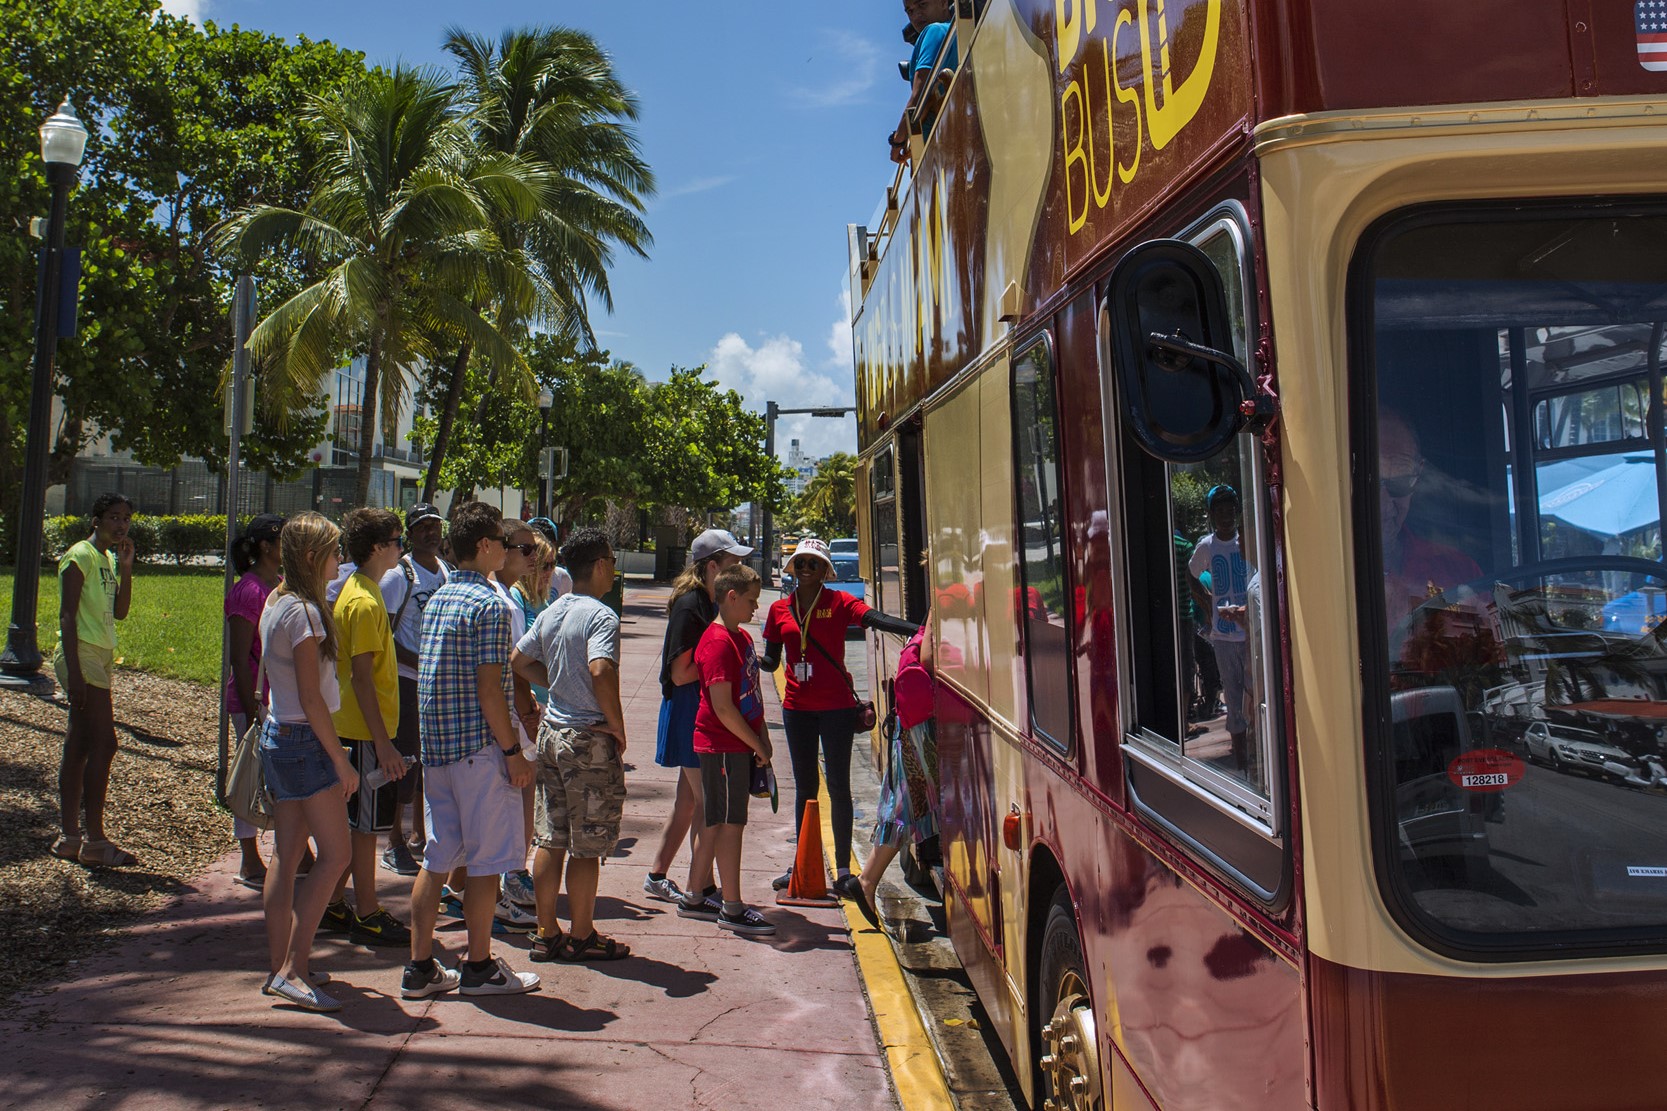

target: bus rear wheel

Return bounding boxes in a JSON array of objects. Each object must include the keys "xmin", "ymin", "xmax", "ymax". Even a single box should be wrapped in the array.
[{"xmin": 1037, "ymin": 895, "xmax": 1103, "ymax": 1111}]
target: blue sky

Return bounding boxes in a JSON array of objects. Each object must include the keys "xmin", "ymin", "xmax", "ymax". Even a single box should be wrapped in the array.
[{"xmin": 169, "ymin": 0, "xmax": 915, "ymax": 461}]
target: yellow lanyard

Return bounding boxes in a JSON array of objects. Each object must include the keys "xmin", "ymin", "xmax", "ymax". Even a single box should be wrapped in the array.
[{"xmin": 791, "ymin": 585, "xmax": 823, "ymax": 663}]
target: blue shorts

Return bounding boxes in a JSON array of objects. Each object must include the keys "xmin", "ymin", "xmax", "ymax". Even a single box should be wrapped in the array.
[
  {"xmin": 655, "ymin": 684, "xmax": 701, "ymax": 770},
  {"xmin": 259, "ymin": 719, "xmax": 341, "ymax": 802}
]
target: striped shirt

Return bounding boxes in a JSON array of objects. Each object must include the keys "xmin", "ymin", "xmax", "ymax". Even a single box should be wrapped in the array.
[{"xmin": 417, "ymin": 570, "xmax": 513, "ymax": 767}]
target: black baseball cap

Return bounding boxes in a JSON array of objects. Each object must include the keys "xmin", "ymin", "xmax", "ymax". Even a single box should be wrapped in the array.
[
  {"xmin": 245, "ymin": 513, "xmax": 285, "ymax": 543},
  {"xmin": 406, "ymin": 503, "xmax": 443, "ymax": 529}
]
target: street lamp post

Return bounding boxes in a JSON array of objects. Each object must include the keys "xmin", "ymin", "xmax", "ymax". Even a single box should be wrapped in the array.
[
  {"xmin": 1, "ymin": 100, "xmax": 89, "ymax": 689},
  {"xmin": 537, "ymin": 387, "xmax": 553, "ymax": 518},
  {"xmin": 760, "ymin": 401, "xmax": 856, "ymax": 588}
]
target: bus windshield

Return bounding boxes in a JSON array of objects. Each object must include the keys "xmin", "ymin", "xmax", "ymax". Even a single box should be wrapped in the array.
[{"xmin": 1360, "ymin": 202, "xmax": 1667, "ymax": 953}]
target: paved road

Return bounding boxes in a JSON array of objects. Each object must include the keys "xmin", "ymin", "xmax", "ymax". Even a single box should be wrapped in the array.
[{"xmin": 0, "ymin": 585, "xmax": 895, "ymax": 1111}]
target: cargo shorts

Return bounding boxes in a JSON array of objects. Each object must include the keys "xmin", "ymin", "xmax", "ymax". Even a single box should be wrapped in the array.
[{"xmin": 533, "ymin": 722, "xmax": 626, "ymax": 859}]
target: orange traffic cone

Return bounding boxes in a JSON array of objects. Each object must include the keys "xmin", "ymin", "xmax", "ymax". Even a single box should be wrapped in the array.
[{"xmin": 777, "ymin": 798, "xmax": 840, "ymax": 907}]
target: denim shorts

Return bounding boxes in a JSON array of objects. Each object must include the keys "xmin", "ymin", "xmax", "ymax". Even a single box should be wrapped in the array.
[
  {"xmin": 259, "ymin": 719, "xmax": 341, "ymax": 802},
  {"xmin": 654, "ymin": 684, "xmax": 701, "ymax": 770}
]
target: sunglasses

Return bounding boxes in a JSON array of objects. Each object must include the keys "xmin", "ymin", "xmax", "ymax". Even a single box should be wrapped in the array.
[
  {"xmin": 504, "ymin": 542, "xmax": 535, "ymax": 556},
  {"xmin": 1380, "ymin": 474, "xmax": 1420, "ymax": 499},
  {"xmin": 378, "ymin": 535, "xmax": 404, "ymax": 549},
  {"xmin": 791, "ymin": 558, "xmax": 824, "ymax": 572},
  {"xmin": 486, "ymin": 532, "xmax": 508, "ymax": 544}
]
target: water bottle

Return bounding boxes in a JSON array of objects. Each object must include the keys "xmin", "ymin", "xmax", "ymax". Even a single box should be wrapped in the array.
[{"xmin": 362, "ymin": 754, "xmax": 417, "ymax": 792}]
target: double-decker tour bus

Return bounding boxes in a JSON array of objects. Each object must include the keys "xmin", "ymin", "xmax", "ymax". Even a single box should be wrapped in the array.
[{"xmin": 847, "ymin": 2, "xmax": 1667, "ymax": 1107}]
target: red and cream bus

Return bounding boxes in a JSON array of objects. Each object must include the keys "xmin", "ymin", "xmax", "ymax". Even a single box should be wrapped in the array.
[{"xmin": 849, "ymin": 2, "xmax": 1667, "ymax": 1107}]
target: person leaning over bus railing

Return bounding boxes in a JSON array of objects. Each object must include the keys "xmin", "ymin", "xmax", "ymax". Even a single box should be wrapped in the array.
[
  {"xmin": 1379, "ymin": 409, "xmax": 1482, "ymax": 629},
  {"xmin": 760, "ymin": 537, "xmax": 919, "ymax": 898},
  {"xmin": 889, "ymin": 0, "xmax": 958, "ymax": 164}
]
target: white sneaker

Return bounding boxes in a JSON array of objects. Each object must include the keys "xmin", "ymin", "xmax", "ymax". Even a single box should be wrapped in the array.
[
  {"xmin": 459, "ymin": 956, "xmax": 540, "ymax": 996},
  {"xmin": 493, "ymin": 895, "xmax": 537, "ymax": 933},
  {"xmin": 502, "ymin": 868, "xmax": 537, "ymax": 909},
  {"xmin": 266, "ymin": 972, "xmax": 343, "ymax": 1012}
]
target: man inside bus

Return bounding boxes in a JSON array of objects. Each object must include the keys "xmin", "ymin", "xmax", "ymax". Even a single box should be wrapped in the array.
[
  {"xmin": 1189, "ymin": 486, "xmax": 1253, "ymax": 770},
  {"xmin": 1379, "ymin": 408, "xmax": 1482, "ymax": 629},
  {"xmin": 889, "ymin": 0, "xmax": 958, "ymax": 164}
]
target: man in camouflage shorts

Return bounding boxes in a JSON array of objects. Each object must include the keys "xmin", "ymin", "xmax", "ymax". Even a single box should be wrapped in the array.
[{"xmin": 509, "ymin": 528, "xmax": 631, "ymax": 961}]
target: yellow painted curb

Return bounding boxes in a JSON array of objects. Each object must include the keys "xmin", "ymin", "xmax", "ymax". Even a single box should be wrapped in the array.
[{"xmin": 771, "ymin": 663, "xmax": 955, "ymax": 1111}]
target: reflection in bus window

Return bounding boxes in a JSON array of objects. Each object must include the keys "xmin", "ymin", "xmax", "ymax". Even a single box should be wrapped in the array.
[
  {"xmin": 871, "ymin": 444, "xmax": 900, "ymax": 614},
  {"xmin": 1013, "ymin": 342, "xmax": 1072, "ymax": 749},
  {"xmin": 1365, "ymin": 205, "xmax": 1667, "ymax": 951}
]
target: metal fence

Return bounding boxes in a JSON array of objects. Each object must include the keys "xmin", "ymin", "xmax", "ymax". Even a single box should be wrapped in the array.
[{"xmin": 68, "ymin": 458, "xmax": 400, "ymax": 519}]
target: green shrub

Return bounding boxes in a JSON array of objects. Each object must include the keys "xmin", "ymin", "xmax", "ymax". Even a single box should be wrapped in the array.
[{"xmin": 42, "ymin": 513, "xmax": 237, "ymax": 566}]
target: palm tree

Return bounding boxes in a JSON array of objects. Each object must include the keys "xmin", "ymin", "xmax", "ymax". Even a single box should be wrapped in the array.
[
  {"xmin": 217, "ymin": 66, "xmax": 549, "ymax": 505},
  {"xmin": 423, "ymin": 25, "xmax": 654, "ymax": 503},
  {"xmin": 798, "ymin": 453, "xmax": 858, "ymax": 537}
]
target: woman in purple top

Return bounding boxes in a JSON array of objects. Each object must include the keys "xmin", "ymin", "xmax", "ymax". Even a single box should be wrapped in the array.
[{"xmin": 225, "ymin": 514, "xmax": 284, "ymax": 887}]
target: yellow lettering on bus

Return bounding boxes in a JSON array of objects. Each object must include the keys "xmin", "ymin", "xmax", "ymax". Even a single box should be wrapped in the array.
[
  {"xmin": 1053, "ymin": 0, "xmax": 1099, "ymax": 74},
  {"xmin": 1061, "ymin": 77, "xmax": 1089, "ymax": 234},
  {"xmin": 1113, "ymin": 7, "xmax": 1143, "ymax": 183},
  {"xmin": 1139, "ymin": 0, "xmax": 1220, "ymax": 150},
  {"xmin": 1086, "ymin": 38, "xmax": 1116, "ymax": 210}
]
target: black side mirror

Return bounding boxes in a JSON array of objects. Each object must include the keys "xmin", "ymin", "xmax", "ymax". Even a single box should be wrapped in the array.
[{"xmin": 1105, "ymin": 239, "xmax": 1274, "ymax": 463}]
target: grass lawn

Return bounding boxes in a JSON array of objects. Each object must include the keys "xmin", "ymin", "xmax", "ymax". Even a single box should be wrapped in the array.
[{"xmin": 0, "ymin": 566, "xmax": 226, "ymax": 686}]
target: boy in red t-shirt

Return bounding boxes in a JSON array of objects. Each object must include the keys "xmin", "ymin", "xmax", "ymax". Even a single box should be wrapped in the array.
[{"xmin": 678, "ymin": 563, "xmax": 776, "ymax": 935}]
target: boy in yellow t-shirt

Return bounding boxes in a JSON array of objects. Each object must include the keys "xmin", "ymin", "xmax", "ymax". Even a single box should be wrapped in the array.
[
  {"xmin": 321, "ymin": 508, "xmax": 411, "ymax": 947},
  {"xmin": 51, "ymin": 492, "xmax": 136, "ymax": 867}
]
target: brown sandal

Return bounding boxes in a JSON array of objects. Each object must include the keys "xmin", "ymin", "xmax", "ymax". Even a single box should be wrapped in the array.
[
  {"xmin": 556, "ymin": 930, "xmax": 630, "ymax": 961},
  {"xmin": 50, "ymin": 834, "xmax": 82, "ymax": 860},
  {"xmin": 78, "ymin": 839, "xmax": 138, "ymax": 868}
]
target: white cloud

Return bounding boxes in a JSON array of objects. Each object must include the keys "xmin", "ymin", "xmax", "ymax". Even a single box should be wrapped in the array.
[
  {"xmin": 825, "ymin": 288, "xmax": 854, "ymax": 372},
  {"xmin": 788, "ymin": 30, "xmax": 885, "ymax": 108},
  {"xmin": 658, "ymin": 175, "xmax": 736, "ymax": 202},
  {"xmin": 158, "ymin": 0, "xmax": 206, "ymax": 21},
  {"xmin": 706, "ymin": 329, "xmax": 857, "ymax": 462}
]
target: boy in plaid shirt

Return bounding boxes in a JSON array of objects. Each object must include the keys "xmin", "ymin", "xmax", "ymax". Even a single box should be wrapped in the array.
[{"xmin": 402, "ymin": 502, "xmax": 540, "ymax": 999}]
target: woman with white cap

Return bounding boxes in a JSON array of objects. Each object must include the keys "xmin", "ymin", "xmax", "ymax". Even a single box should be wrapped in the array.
[
  {"xmin": 761, "ymin": 537, "xmax": 917, "ymax": 897},
  {"xmin": 644, "ymin": 528, "xmax": 754, "ymax": 914}
]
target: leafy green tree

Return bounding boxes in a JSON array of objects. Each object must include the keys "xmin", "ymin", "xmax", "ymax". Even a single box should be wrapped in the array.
[
  {"xmin": 421, "ymin": 25, "xmax": 654, "ymax": 503},
  {"xmin": 796, "ymin": 452, "xmax": 857, "ymax": 537},
  {"xmin": 0, "ymin": 1, "xmax": 362, "ymax": 528},
  {"xmin": 218, "ymin": 65, "xmax": 550, "ymax": 505}
]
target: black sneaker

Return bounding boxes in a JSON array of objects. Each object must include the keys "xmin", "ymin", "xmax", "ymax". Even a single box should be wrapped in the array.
[
  {"xmin": 319, "ymin": 899, "xmax": 355, "ymax": 935},
  {"xmin": 717, "ymin": 906, "xmax": 776, "ymax": 936},
  {"xmin": 350, "ymin": 907, "xmax": 412, "ymax": 947},
  {"xmin": 381, "ymin": 840, "xmax": 420, "ymax": 876},
  {"xmin": 400, "ymin": 959, "xmax": 461, "ymax": 1000},
  {"xmin": 459, "ymin": 956, "xmax": 540, "ymax": 996},
  {"xmin": 676, "ymin": 891, "xmax": 721, "ymax": 921}
]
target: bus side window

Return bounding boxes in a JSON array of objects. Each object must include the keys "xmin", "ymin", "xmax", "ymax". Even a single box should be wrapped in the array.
[
  {"xmin": 1012, "ymin": 339, "xmax": 1074, "ymax": 751},
  {"xmin": 1101, "ymin": 209, "xmax": 1285, "ymax": 900},
  {"xmin": 898, "ymin": 420, "xmax": 930, "ymax": 625},
  {"xmin": 870, "ymin": 443, "xmax": 899, "ymax": 615}
]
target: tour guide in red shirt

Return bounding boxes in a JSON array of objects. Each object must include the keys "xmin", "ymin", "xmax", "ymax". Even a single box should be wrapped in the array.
[{"xmin": 761, "ymin": 537, "xmax": 917, "ymax": 898}]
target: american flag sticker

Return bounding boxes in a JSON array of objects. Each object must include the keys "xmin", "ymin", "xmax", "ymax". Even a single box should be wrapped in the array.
[{"xmin": 1640, "ymin": 0, "xmax": 1667, "ymax": 71}]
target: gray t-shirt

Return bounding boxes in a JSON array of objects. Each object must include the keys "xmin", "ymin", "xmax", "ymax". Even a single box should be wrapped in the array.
[
  {"xmin": 379, "ymin": 555, "xmax": 450, "ymax": 681},
  {"xmin": 516, "ymin": 593, "xmax": 620, "ymax": 729}
]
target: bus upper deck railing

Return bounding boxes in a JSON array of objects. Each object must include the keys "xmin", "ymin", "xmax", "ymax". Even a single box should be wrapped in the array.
[{"xmin": 850, "ymin": 0, "xmax": 982, "ymax": 305}]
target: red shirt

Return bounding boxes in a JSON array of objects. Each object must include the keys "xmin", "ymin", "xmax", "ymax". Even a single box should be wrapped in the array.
[
  {"xmin": 764, "ymin": 587, "xmax": 870, "ymax": 711},
  {"xmin": 694, "ymin": 622, "xmax": 763, "ymax": 754}
]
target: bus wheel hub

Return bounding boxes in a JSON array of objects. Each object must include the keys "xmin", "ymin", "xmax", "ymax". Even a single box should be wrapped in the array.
[{"xmin": 1040, "ymin": 976, "xmax": 1102, "ymax": 1110}]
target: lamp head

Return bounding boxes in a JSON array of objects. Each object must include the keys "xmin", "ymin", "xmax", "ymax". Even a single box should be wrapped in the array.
[
  {"xmin": 537, "ymin": 387, "xmax": 554, "ymax": 413},
  {"xmin": 40, "ymin": 99, "xmax": 88, "ymax": 168}
]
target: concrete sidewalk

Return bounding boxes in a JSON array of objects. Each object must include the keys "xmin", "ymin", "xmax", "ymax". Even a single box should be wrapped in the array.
[{"xmin": 0, "ymin": 585, "xmax": 894, "ymax": 1111}]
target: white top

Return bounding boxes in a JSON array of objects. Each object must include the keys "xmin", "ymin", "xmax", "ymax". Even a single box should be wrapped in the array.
[
  {"xmin": 325, "ymin": 562, "xmax": 356, "ymax": 604},
  {"xmin": 549, "ymin": 567, "xmax": 574, "ymax": 602},
  {"xmin": 380, "ymin": 555, "xmax": 450, "ymax": 681},
  {"xmin": 1188, "ymin": 533, "xmax": 1249, "ymax": 644},
  {"xmin": 491, "ymin": 578, "xmax": 533, "ymax": 749},
  {"xmin": 259, "ymin": 593, "xmax": 342, "ymax": 723}
]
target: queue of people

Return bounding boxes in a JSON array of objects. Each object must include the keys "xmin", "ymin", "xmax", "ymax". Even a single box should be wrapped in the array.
[{"xmin": 44, "ymin": 494, "xmax": 945, "ymax": 1015}]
